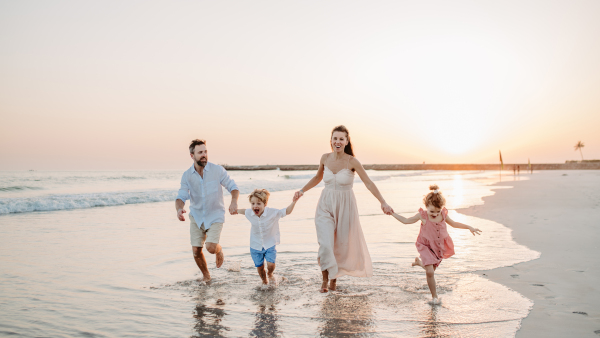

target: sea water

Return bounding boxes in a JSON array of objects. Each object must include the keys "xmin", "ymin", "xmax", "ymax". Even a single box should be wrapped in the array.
[{"xmin": 0, "ymin": 169, "xmax": 538, "ymax": 337}]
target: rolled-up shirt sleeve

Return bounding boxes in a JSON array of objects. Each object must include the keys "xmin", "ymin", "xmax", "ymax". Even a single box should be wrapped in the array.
[
  {"xmin": 219, "ymin": 168, "xmax": 239, "ymax": 193},
  {"xmin": 176, "ymin": 173, "xmax": 190, "ymax": 202},
  {"xmin": 278, "ymin": 208, "xmax": 287, "ymax": 219}
]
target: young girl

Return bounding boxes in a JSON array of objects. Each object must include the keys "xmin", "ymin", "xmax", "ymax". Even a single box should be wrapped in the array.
[{"xmin": 391, "ymin": 185, "xmax": 482, "ymax": 305}]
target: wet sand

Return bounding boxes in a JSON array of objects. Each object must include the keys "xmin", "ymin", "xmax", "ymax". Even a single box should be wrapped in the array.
[{"xmin": 459, "ymin": 171, "xmax": 600, "ymax": 338}]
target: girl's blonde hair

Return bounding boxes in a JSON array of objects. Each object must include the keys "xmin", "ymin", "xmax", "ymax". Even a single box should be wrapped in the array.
[
  {"xmin": 248, "ymin": 189, "xmax": 270, "ymax": 204},
  {"xmin": 423, "ymin": 184, "xmax": 446, "ymax": 209}
]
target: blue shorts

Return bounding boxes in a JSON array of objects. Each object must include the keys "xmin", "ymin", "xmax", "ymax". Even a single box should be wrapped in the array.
[{"xmin": 250, "ymin": 245, "xmax": 277, "ymax": 267}]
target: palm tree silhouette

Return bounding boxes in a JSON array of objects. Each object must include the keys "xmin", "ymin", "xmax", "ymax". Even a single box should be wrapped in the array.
[{"xmin": 574, "ymin": 141, "xmax": 585, "ymax": 161}]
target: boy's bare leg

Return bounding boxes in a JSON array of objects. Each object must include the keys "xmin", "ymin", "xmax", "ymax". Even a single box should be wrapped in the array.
[
  {"xmin": 266, "ymin": 262, "xmax": 276, "ymax": 283},
  {"xmin": 320, "ymin": 270, "xmax": 329, "ymax": 293},
  {"xmin": 425, "ymin": 265, "xmax": 438, "ymax": 299},
  {"xmin": 192, "ymin": 246, "xmax": 211, "ymax": 282},
  {"xmin": 205, "ymin": 242, "xmax": 224, "ymax": 268},
  {"xmin": 257, "ymin": 265, "xmax": 268, "ymax": 285}
]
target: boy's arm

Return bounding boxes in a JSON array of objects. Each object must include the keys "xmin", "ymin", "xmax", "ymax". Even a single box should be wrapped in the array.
[
  {"xmin": 285, "ymin": 200, "xmax": 297, "ymax": 215},
  {"xmin": 236, "ymin": 208, "xmax": 246, "ymax": 215},
  {"xmin": 391, "ymin": 212, "xmax": 422, "ymax": 224},
  {"xmin": 446, "ymin": 216, "xmax": 482, "ymax": 235}
]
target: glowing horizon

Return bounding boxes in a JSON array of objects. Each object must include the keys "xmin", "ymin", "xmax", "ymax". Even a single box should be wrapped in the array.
[{"xmin": 1, "ymin": 1, "xmax": 599, "ymax": 170}]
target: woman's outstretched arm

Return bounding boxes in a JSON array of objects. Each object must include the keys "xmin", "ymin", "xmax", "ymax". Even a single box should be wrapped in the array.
[
  {"xmin": 293, "ymin": 154, "xmax": 327, "ymax": 201},
  {"xmin": 351, "ymin": 157, "xmax": 394, "ymax": 215}
]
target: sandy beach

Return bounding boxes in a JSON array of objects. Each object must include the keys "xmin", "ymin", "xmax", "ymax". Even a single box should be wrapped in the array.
[{"xmin": 459, "ymin": 170, "xmax": 600, "ymax": 337}]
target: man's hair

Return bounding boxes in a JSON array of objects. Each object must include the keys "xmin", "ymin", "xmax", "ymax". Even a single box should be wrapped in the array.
[{"xmin": 189, "ymin": 139, "xmax": 206, "ymax": 154}]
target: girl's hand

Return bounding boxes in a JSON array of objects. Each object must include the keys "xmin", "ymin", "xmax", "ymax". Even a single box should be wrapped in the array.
[
  {"xmin": 381, "ymin": 202, "xmax": 394, "ymax": 215},
  {"xmin": 469, "ymin": 226, "xmax": 482, "ymax": 236},
  {"xmin": 293, "ymin": 190, "xmax": 304, "ymax": 202}
]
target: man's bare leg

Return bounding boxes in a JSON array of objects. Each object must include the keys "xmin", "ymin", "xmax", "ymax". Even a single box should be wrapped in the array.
[
  {"xmin": 206, "ymin": 242, "xmax": 224, "ymax": 268},
  {"xmin": 192, "ymin": 246, "xmax": 211, "ymax": 282}
]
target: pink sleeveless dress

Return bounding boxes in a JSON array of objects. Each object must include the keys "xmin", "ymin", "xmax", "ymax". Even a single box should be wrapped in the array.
[
  {"xmin": 314, "ymin": 158, "xmax": 373, "ymax": 279},
  {"xmin": 416, "ymin": 208, "xmax": 455, "ymax": 268}
]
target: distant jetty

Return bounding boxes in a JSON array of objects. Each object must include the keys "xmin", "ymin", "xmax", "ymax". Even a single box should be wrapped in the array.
[{"xmin": 223, "ymin": 162, "xmax": 600, "ymax": 171}]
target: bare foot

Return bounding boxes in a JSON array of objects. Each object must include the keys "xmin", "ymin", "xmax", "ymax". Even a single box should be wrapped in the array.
[
  {"xmin": 216, "ymin": 251, "xmax": 224, "ymax": 268},
  {"xmin": 268, "ymin": 273, "xmax": 275, "ymax": 284},
  {"xmin": 412, "ymin": 257, "xmax": 423, "ymax": 268},
  {"xmin": 329, "ymin": 279, "xmax": 337, "ymax": 291},
  {"xmin": 198, "ymin": 275, "xmax": 211, "ymax": 283},
  {"xmin": 320, "ymin": 280, "xmax": 328, "ymax": 293},
  {"xmin": 428, "ymin": 297, "xmax": 442, "ymax": 305}
]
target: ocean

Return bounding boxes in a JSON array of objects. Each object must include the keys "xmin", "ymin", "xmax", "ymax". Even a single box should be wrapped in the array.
[{"xmin": 0, "ymin": 169, "xmax": 539, "ymax": 337}]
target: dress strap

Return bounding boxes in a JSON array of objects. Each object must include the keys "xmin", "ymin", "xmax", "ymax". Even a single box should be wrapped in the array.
[
  {"xmin": 441, "ymin": 207, "xmax": 448, "ymax": 221},
  {"xmin": 418, "ymin": 208, "xmax": 428, "ymax": 222}
]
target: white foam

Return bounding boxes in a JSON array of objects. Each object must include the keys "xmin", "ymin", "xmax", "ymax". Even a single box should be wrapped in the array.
[{"xmin": 0, "ymin": 190, "xmax": 177, "ymax": 214}]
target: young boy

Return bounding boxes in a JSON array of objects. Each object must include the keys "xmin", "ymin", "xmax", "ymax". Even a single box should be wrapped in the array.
[{"xmin": 237, "ymin": 189, "xmax": 297, "ymax": 285}]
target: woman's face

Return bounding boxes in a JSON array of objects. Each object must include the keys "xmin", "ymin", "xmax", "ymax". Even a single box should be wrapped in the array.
[{"xmin": 331, "ymin": 131, "xmax": 348, "ymax": 153}]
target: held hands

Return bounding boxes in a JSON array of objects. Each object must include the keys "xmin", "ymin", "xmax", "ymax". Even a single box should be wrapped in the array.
[
  {"xmin": 177, "ymin": 208, "xmax": 186, "ymax": 221},
  {"xmin": 468, "ymin": 226, "xmax": 482, "ymax": 236},
  {"xmin": 381, "ymin": 202, "xmax": 394, "ymax": 215},
  {"xmin": 229, "ymin": 201, "xmax": 238, "ymax": 215},
  {"xmin": 293, "ymin": 190, "xmax": 304, "ymax": 202}
]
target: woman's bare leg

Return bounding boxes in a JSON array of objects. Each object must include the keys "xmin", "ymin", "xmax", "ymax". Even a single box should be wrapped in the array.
[
  {"xmin": 329, "ymin": 279, "xmax": 337, "ymax": 291},
  {"xmin": 320, "ymin": 270, "xmax": 329, "ymax": 293}
]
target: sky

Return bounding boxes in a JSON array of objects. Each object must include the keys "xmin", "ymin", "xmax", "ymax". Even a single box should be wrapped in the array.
[{"xmin": 1, "ymin": 0, "xmax": 599, "ymax": 170}]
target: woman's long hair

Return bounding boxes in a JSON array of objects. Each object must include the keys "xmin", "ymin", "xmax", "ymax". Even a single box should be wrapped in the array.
[{"xmin": 330, "ymin": 125, "xmax": 354, "ymax": 156}]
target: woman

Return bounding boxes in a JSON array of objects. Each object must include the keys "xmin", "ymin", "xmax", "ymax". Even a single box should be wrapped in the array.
[{"xmin": 294, "ymin": 125, "xmax": 394, "ymax": 293}]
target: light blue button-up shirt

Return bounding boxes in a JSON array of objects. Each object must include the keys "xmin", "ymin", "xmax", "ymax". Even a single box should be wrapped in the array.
[{"xmin": 176, "ymin": 162, "xmax": 239, "ymax": 230}]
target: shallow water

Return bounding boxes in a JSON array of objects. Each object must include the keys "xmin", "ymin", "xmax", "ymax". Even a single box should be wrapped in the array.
[{"xmin": 0, "ymin": 170, "xmax": 537, "ymax": 337}]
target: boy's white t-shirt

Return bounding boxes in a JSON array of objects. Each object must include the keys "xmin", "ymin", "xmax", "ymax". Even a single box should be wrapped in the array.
[{"xmin": 244, "ymin": 207, "xmax": 287, "ymax": 251}]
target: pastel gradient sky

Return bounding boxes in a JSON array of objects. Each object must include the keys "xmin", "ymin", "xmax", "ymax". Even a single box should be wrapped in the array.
[{"xmin": 1, "ymin": 1, "xmax": 599, "ymax": 170}]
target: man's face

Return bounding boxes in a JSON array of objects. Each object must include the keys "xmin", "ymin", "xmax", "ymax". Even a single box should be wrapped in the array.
[{"xmin": 191, "ymin": 144, "xmax": 208, "ymax": 167}]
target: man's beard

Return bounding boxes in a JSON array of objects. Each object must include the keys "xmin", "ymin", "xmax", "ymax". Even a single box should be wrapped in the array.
[{"xmin": 196, "ymin": 157, "xmax": 207, "ymax": 167}]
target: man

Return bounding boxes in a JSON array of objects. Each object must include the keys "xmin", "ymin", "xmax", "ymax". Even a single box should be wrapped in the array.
[{"xmin": 176, "ymin": 139, "xmax": 239, "ymax": 282}]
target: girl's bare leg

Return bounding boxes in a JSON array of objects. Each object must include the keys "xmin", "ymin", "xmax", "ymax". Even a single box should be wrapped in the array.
[
  {"xmin": 320, "ymin": 270, "xmax": 329, "ymax": 293},
  {"xmin": 425, "ymin": 265, "xmax": 438, "ymax": 299},
  {"xmin": 329, "ymin": 279, "xmax": 337, "ymax": 291},
  {"xmin": 412, "ymin": 257, "xmax": 424, "ymax": 268}
]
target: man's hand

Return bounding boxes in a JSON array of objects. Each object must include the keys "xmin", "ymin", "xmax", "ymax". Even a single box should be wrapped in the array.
[
  {"xmin": 229, "ymin": 201, "xmax": 238, "ymax": 215},
  {"xmin": 177, "ymin": 208, "xmax": 186, "ymax": 221}
]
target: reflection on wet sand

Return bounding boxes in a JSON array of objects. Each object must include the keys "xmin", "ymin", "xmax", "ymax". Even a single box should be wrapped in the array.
[
  {"xmin": 249, "ymin": 284, "xmax": 282, "ymax": 337},
  {"xmin": 419, "ymin": 306, "xmax": 452, "ymax": 338},
  {"xmin": 317, "ymin": 293, "xmax": 374, "ymax": 337},
  {"xmin": 193, "ymin": 302, "xmax": 229, "ymax": 338},
  {"xmin": 250, "ymin": 304, "xmax": 280, "ymax": 337}
]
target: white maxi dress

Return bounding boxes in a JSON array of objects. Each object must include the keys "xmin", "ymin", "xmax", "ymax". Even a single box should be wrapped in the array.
[{"xmin": 314, "ymin": 161, "xmax": 373, "ymax": 279}]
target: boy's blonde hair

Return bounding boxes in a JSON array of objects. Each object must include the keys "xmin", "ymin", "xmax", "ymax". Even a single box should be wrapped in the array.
[
  {"xmin": 423, "ymin": 184, "xmax": 446, "ymax": 209},
  {"xmin": 248, "ymin": 189, "xmax": 270, "ymax": 204}
]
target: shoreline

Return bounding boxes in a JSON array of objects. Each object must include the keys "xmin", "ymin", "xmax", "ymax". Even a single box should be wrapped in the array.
[
  {"xmin": 223, "ymin": 163, "xmax": 600, "ymax": 171},
  {"xmin": 457, "ymin": 170, "xmax": 600, "ymax": 337}
]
